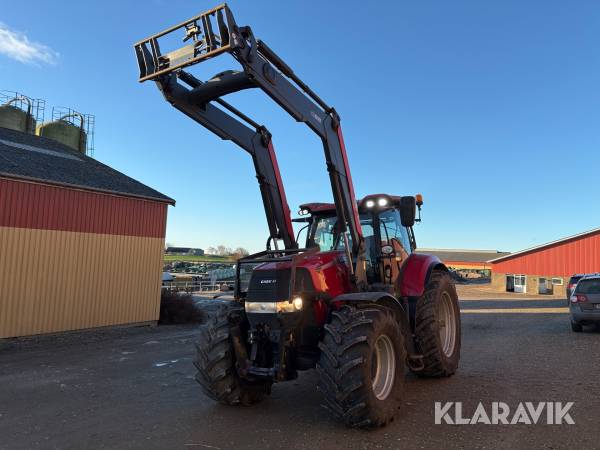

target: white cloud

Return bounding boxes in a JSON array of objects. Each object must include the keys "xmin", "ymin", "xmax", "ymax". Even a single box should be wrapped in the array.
[{"xmin": 0, "ymin": 23, "xmax": 58, "ymax": 65}]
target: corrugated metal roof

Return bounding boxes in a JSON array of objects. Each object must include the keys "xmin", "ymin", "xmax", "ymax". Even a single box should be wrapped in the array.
[
  {"xmin": 488, "ymin": 227, "xmax": 600, "ymax": 263},
  {"xmin": 416, "ymin": 248, "xmax": 511, "ymax": 263},
  {"xmin": 0, "ymin": 126, "xmax": 174, "ymax": 204}
]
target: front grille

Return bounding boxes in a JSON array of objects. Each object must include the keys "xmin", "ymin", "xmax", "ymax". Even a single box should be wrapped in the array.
[
  {"xmin": 246, "ymin": 268, "xmax": 314, "ymax": 302},
  {"xmin": 246, "ymin": 269, "xmax": 291, "ymax": 302}
]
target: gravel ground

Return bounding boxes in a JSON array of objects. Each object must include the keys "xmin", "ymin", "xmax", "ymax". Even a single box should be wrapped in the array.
[{"xmin": 0, "ymin": 298, "xmax": 598, "ymax": 450}]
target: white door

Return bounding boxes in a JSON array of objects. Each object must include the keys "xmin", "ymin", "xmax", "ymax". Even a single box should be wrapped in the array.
[{"xmin": 514, "ymin": 275, "xmax": 527, "ymax": 293}]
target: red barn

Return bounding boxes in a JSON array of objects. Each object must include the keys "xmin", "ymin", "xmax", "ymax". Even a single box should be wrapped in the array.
[
  {"xmin": 489, "ymin": 228, "xmax": 600, "ymax": 296},
  {"xmin": 0, "ymin": 126, "xmax": 174, "ymax": 338},
  {"xmin": 416, "ymin": 248, "xmax": 510, "ymax": 272}
]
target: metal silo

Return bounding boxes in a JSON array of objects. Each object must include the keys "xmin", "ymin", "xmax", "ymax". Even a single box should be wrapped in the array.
[
  {"xmin": 0, "ymin": 92, "xmax": 44, "ymax": 134},
  {"xmin": 36, "ymin": 107, "xmax": 95, "ymax": 155}
]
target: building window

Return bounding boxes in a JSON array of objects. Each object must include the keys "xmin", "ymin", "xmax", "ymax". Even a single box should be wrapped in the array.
[
  {"xmin": 552, "ymin": 277, "xmax": 563, "ymax": 286},
  {"xmin": 539, "ymin": 277, "xmax": 553, "ymax": 295}
]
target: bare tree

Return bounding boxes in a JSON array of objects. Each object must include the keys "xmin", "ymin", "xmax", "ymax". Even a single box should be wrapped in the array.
[
  {"xmin": 207, "ymin": 245, "xmax": 245, "ymax": 257},
  {"xmin": 217, "ymin": 245, "xmax": 232, "ymax": 256},
  {"xmin": 233, "ymin": 247, "xmax": 250, "ymax": 258}
]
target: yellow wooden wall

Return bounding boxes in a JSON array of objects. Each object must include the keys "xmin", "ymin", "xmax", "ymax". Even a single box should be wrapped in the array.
[{"xmin": 0, "ymin": 227, "xmax": 164, "ymax": 338}]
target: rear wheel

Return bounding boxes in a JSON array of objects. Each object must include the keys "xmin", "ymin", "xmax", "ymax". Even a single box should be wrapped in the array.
[
  {"xmin": 193, "ymin": 302, "xmax": 270, "ymax": 405},
  {"xmin": 316, "ymin": 304, "xmax": 406, "ymax": 428},
  {"xmin": 413, "ymin": 270, "xmax": 461, "ymax": 377},
  {"xmin": 571, "ymin": 320, "xmax": 583, "ymax": 332}
]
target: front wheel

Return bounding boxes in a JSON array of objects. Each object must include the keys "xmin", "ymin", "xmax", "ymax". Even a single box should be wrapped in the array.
[
  {"xmin": 316, "ymin": 304, "xmax": 406, "ymax": 428},
  {"xmin": 193, "ymin": 302, "xmax": 270, "ymax": 405},
  {"xmin": 413, "ymin": 270, "xmax": 461, "ymax": 377}
]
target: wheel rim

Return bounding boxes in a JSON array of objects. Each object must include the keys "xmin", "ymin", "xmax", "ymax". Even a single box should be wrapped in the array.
[
  {"xmin": 371, "ymin": 334, "xmax": 396, "ymax": 400},
  {"xmin": 438, "ymin": 291, "xmax": 457, "ymax": 357}
]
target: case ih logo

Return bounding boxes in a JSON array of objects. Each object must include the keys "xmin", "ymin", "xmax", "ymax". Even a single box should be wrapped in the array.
[
  {"xmin": 260, "ymin": 279, "xmax": 277, "ymax": 284},
  {"xmin": 434, "ymin": 402, "xmax": 575, "ymax": 425}
]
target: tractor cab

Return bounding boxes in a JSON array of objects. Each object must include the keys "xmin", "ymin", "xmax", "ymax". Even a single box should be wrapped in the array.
[{"xmin": 296, "ymin": 194, "xmax": 422, "ymax": 288}]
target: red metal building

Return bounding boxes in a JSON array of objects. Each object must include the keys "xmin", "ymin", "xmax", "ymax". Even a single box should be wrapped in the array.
[
  {"xmin": 416, "ymin": 248, "xmax": 510, "ymax": 272},
  {"xmin": 0, "ymin": 126, "xmax": 174, "ymax": 338},
  {"xmin": 489, "ymin": 228, "xmax": 600, "ymax": 296}
]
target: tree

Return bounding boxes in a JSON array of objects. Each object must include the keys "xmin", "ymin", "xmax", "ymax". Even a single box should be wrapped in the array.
[
  {"xmin": 206, "ymin": 246, "xmax": 217, "ymax": 255},
  {"xmin": 217, "ymin": 245, "xmax": 232, "ymax": 256},
  {"xmin": 233, "ymin": 247, "xmax": 249, "ymax": 258}
]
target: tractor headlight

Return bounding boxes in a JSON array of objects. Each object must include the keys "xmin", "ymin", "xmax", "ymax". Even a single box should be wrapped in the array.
[
  {"xmin": 292, "ymin": 296, "xmax": 303, "ymax": 311},
  {"xmin": 365, "ymin": 199, "xmax": 375, "ymax": 208},
  {"xmin": 377, "ymin": 197, "xmax": 388, "ymax": 207},
  {"xmin": 245, "ymin": 297, "xmax": 304, "ymax": 314},
  {"xmin": 244, "ymin": 301, "xmax": 277, "ymax": 313}
]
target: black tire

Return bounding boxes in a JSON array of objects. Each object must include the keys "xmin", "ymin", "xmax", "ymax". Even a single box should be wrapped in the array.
[
  {"xmin": 316, "ymin": 304, "xmax": 406, "ymax": 428},
  {"xmin": 414, "ymin": 270, "xmax": 461, "ymax": 377},
  {"xmin": 193, "ymin": 301, "xmax": 269, "ymax": 405},
  {"xmin": 571, "ymin": 320, "xmax": 583, "ymax": 332}
]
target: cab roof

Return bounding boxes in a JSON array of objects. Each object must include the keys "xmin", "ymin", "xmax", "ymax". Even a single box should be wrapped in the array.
[{"xmin": 299, "ymin": 195, "xmax": 404, "ymax": 215}]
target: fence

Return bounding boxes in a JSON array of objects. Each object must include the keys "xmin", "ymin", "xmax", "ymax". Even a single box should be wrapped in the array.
[{"xmin": 162, "ymin": 280, "xmax": 235, "ymax": 294}]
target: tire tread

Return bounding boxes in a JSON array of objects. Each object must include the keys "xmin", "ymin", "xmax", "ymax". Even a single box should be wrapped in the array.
[
  {"xmin": 316, "ymin": 305, "xmax": 405, "ymax": 428},
  {"xmin": 193, "ymin": 302, "xmax": 268, "ymax": 405}
]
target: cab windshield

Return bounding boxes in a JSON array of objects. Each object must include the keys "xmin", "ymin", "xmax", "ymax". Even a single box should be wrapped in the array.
[
  {"xmin": 308, "ymin": 209, "xmax": 413, "ymax": 284},
  {"xmin": 309, "ymin": 209, "xmax": 412, "ymax": 254},
  {"xmin": 310, "ymin": 214, "xmax": 372, "ymax": 251}
]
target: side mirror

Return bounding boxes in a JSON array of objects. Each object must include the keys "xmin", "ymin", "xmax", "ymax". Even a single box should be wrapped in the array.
[{"xmin": 400, "ymin": 196, "xmax": 416, "ymax": 227}]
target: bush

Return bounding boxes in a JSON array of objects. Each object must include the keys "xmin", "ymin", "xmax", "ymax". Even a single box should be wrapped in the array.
[{"xmin": 159, "ymin": 290, "xmax": 205, "ymax": 324}]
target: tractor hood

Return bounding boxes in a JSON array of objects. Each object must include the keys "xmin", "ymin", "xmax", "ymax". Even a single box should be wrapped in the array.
[{"xmin": 246, "ymin": 250, "xmax": 351, "ymax": 301}]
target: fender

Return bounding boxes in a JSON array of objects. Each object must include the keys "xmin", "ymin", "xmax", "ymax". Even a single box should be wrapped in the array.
[
  {"xmin": 332, "ymin": 292, "xmax": 405, "ymax": 313},
  {"xmin": 331, "ymin": 292, "xmax": 419, "ymax": 363},
  {"xmin": 398, "ymin": 253, "xmax": 448, "ymax": 298}
]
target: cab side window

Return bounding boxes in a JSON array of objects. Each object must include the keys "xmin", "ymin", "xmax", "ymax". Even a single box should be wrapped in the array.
[
  {"xmin": 312, "ymin": 218, "xmax": 336, "ymax": 251},
  {"xmin": 379, "ymin": 209, "xmax": 412, "ymax": 254}
]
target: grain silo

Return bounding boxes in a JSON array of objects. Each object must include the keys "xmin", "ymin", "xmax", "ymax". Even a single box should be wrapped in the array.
[
  {"xmin": 36, "ymin": 106, "xmax": 95, "ymax": 155},
  {"xmin": 0, "ymin": 91, "xmax": 44, "ymax": 134}
]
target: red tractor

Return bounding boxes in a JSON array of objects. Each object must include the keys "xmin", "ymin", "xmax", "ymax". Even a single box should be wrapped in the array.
[{"xmin": 135, "ymin": 4, "xmax": 460, "ymax": 428}]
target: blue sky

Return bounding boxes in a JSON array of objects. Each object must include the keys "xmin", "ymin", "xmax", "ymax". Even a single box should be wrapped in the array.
[{"xmin": 1, "ymin": 1, "xmax": 599, "ymax": 253}]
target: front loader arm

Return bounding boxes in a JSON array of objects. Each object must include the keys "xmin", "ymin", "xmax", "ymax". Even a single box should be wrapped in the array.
[
  {"xmin": 154, "ymin": 71, "xmax": 296, "ymax": 250},
  {"xmin": 135, "ymin": 4, "xmax": 365, "ymax": 283}
]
